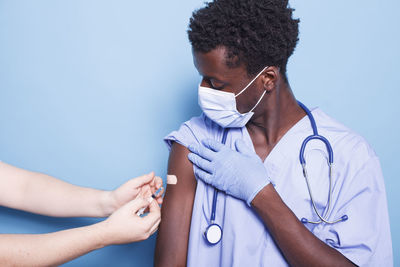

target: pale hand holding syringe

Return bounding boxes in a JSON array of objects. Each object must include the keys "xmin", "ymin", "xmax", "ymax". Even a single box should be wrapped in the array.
[{"xmin": 136, "ymin": 185, "xmax": 164, "ymax": 216}]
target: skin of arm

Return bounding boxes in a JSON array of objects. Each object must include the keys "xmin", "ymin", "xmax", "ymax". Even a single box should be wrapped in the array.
[
  {"xmin": 0, "ymin": 161, "xmax": 163, "ymax": 265},
  {"xmin": 154, "ymin": 142, "xmax": 197, "ymax": 266},
  {"xmin": 0, "ymin": 198, "xmax": 161, "ymax": 266},
  {"xmin": 0, "ymin": 162, "xmax": 162, "ymax": 217},
  {"xmin": 251, "ymin": 184, "xmax": 356, "ymax": 267}
]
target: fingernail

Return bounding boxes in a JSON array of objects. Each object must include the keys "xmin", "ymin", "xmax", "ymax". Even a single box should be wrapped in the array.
[{"xmin": 155, "ymin": 186, "xmax": 163, "ymax": 196}]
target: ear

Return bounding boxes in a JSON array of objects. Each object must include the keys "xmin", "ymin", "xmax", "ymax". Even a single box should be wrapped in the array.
[{"xmin": 261, "ymin": 67, "xmax": 280, "ymax": 93}]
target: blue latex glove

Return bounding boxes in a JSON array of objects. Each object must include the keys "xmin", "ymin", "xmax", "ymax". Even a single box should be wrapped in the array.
[{"xmin": 188, "ymin": 138, "xmax": 270, "ymax": 206}]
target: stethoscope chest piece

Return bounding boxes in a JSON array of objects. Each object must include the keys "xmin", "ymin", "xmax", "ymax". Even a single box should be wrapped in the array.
[{"xmin": 204, "ymin": 223, "xmax": 222, "ymax": 245}]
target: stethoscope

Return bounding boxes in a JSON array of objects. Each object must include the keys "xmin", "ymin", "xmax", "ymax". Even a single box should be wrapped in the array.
[
  {"xmin": 297, "ymin": 101, "xmax": 348, "ymax": 225},
  {"xmin": 203, "ymin": 128, "xmax": 228, "ymax": 245},
  {"xmin": 204, "ymin": 101, "xmax": 348, "ymax": 245}
]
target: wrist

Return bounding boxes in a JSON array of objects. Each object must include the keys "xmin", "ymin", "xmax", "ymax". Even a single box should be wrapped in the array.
[
  {"xmin": 250, "ymin": 183, "xmax": 274, "ymax": 207},
  {"xmin": 100, "ymin": 191, "xmax": 117, "ymax": 217},
  {"xmin": 246, "ymin": 173, "xmax": 271, "ymax": 206},
  {"xmin": 94, "ymin": 219, "xmax": 116, "ymax": 247}
]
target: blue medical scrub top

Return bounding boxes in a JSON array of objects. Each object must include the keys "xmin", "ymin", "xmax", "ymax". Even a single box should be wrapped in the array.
[{"xmin": 164, "ymin": 108, "xmax": 393, "ymax": 266}]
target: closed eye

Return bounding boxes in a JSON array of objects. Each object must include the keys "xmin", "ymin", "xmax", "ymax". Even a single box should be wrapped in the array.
[{"xmin": 209, "ymin": 79, "xmax": 225, "ymax": 90}]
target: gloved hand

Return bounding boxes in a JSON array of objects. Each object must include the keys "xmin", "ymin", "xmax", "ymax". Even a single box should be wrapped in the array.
[{"xmin": 188, "ymin": 138, "xmax": 270, "ymax": 206}]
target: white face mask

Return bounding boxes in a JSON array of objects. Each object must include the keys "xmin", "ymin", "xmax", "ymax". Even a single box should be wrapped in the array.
[{"xmin": 198, "ymin": 66, "xmax": 268, "ymax": 128}]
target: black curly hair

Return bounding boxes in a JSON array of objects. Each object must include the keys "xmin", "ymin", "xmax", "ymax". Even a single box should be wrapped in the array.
[{"xmin": 188, "ymin": 0, "xmax": 299, "ymax": 80}]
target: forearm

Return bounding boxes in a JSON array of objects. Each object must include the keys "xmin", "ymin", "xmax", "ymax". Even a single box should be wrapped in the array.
[
  {"xmin": 252, "ymin": 185, "xmax": 355, "ymax": 267},
  {"xmin": 0, "ymin": 223, "xmax": 107, "ymax": 266},
  {"xmin": 0, "ymin": 162, "xmax": 113, "ymax": 217},
  {"xmin": 22, "ymin": 173, "xmax": 113, "ymax": 217}
]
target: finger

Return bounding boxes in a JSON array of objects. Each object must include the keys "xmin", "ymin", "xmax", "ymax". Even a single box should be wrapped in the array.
[
  {"xmin": 150, "ymin": 177, "xmax": 163, "ymax": 195},
  {"xmin": 193, "ymin": 167, "xmax": 213, "ymax": 184},
  {"xmin": 201, "ymin": 138, "xmax": 225, "ymax": 152},
  {"xmin": 150, "ymin": 185, "xmax": 164, "ymax": 204},
  {"xmin": 148, "ymin": 198, "xmax": 161, "ymax": 213},
  {"xmin": 137, "ymin": 186, "xmax": 151, "ymax": 199},
  {"xmin": 155, "ymin": 186, "xmax": 164, "ymax": 197},
  {"xmin": 188, "ymin": 143, "xmax": 216, "ymax": 161},
  {"xmin": 235, "ymin": 139, "xmax": 254, "ymax": 156},
  {"xmin": 188, "ymin": 153, "xmax": 213, "ymax": 173},
  {"xmin": 154, "ymin": 176, "xmax": 163, "ymax": 189},
  {"xmin": 143, "ymin": 201, "xmax": 161, "ymax": 225},
  {"xmin": 154, "ymin": 187, "xmax": 164, "ymax": 205},
  {"xmin": 128, "ymin": 198, "xmax": 150, "ymax": 213},
  {"xmin": 148, "ymin": 218, "xmax": 161, "ymax": 236},
  {"xmin": 132, "ymin": 172, "xmax": 155, "ymax": 188},
  {"xmin": 148, "ymin": 184, "xmax": 164, "ymax": 205}
]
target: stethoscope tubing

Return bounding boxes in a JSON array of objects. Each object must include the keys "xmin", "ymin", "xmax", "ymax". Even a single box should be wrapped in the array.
[
  {"xmin": 207, "ymin": 101, "xmax": 348, "ymax": 245},
  {"xmin": 297, "ymin": 101, "xmax": 348, "ymax": 224},
  {"xmin": 210, "ymin": 129, "xmax": 228, "ymax": 223}
]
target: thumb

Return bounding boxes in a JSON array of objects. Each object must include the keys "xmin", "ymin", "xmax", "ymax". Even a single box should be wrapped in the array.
[
  {"xmin": 235, "ymin": 139, "xmax": 254, "ymax": 156},
  {"xmin": 126, "ymin": 197, "xmax": 150, "ymax": 213},
  {"xmin": 142, "ymin": 200, "xmax": 161, "ymax": 225}
]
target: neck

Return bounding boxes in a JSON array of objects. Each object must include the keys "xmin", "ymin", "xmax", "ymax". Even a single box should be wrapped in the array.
[{"xmin": 247, "ymin": 83, "xmax": 305, "ymax": 147}]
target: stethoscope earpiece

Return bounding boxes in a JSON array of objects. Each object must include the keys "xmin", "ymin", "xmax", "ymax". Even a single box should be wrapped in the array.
[
  {"xmin": 301, "ymin": 218, "xmax": 309, "ymax": 224},
  {"xmin": 301, "ymin": 214, "xmax": 349, "ymax": 225}
]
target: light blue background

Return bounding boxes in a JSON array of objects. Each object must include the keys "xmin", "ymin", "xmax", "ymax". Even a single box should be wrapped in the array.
[{"xmin": 0, "ymin": 0, "xmax": 398, "ymax": 266}]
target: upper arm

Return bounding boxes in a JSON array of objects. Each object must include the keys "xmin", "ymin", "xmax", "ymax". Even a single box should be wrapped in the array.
[{"xmin": 154, "ymin": 142, "xmax": 197, "ymax": 266}]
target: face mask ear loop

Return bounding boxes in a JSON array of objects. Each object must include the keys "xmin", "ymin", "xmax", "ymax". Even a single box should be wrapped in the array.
[
  {"xmin": 235, "ymin": 66, "xmax": 269, "ymax": 98},
  {"xmin": 249, "ymin": 90, "xmax": 267, "ymax": 113}
]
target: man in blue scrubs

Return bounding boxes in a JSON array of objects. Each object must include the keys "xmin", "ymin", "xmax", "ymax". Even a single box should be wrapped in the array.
[{"xmin": 155, "ymin": 0, "xmax": 393, "ymax": 266}]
